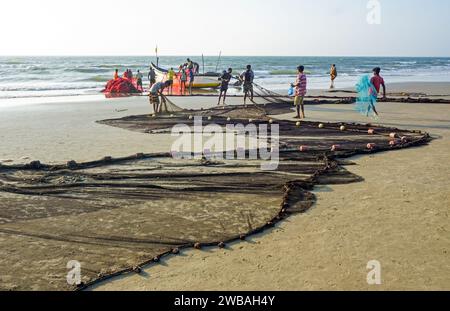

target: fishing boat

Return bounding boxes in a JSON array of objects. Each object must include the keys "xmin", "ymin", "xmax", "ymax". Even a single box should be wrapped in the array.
[{"xmin": 151, "ymin": 62, "xmax": 221, "ymax": 89}]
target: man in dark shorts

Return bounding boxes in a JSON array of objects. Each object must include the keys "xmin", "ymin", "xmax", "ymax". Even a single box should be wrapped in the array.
[
  {"xmin": 217, "ymin": 68, "xmax": 233, "ymax": 107},
  {"xmin": 148, "ymin": 67, "xmax": 156, "ymax": 88},
  {"xmin": 240, "ymin": 65, "xmax": 254, "ymax": 106}
]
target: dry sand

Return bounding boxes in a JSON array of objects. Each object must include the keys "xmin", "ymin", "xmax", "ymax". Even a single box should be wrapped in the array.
[{"xmin": 1, "ymin": 82, "xmax": 449, "ymax": 291}]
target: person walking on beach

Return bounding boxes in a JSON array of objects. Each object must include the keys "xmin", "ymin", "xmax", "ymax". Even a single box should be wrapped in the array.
[
  {"xmin": 114, "ymin": 69, "xmax": 119, "ymax": 80},
  {"xmin": 360, "ymin": 67, "xmax": 385, "ymax": 117},
  {"xmin": 330, "ymin": 64, "xmax": 337, "ymax": 89},
  {"xmin": 149, "ymin": 80, "xmax": 171, "ymax": 114},
  {"xmin": 136, "ymin": 70, "xmax": 143, "ymax": 91},
  {"xmin": 218, "ymin": 68, "xmax": 233, "ymax": 107},
  {"xmin": 371, "ymin": 67, "xmax": 386, "ymax": 100},
  {"xmin": 167, "ymin": 67, "xmax": 176, "ymax": 95},
  {"xmin": 148, "ymin": 67, "xmax": 156, "ymax": 88},
  {"xmin": 178, "ymin": 65, "xmax": 187, "ymax": 95},
  {"xmin": 293, "ymin": 65, "xmax": 307, "ymax": 119},
  {"xmin": 240, "ymin": 65, "xmax": 254, "ymax": 107}
]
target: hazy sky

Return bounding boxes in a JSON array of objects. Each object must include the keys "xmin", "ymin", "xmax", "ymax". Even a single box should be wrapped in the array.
[{"xmin": 0, "ymin": 0, "xmax": 449, "ymax": 56}]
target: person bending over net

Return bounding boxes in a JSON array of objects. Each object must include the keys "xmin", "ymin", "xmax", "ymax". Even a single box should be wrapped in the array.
[
  {"xmin": 240, "ymin": 65, "xmax": 254, "ymax": 107},
  {"xmin": 149, "ymin": 81, "xmax": 171, "ymax": 115}
]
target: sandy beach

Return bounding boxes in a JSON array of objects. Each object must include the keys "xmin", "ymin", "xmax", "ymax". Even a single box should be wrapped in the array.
[{"xmin": 0, "ymin": 82, "xmax": 448, "ymax": 291}]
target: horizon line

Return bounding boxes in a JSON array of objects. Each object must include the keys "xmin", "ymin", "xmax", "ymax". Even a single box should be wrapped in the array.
[{"xmin": 1, "ymin": 55, "xmax": 450, "ymax": 58}]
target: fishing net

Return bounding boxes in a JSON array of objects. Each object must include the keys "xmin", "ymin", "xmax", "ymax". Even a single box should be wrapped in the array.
[
  {"xmin": 102, "ymin": 77, "xmax": 142, "ymax": 94},
  {"xmin": 0, "ymin": 101, "xmax": 430, "ymax": 291}
]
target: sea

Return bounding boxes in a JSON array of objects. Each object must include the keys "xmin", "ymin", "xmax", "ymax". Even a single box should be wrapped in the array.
[{"xmin": 1, "ymin": 56, "xmax": 450, "ymax": 100}]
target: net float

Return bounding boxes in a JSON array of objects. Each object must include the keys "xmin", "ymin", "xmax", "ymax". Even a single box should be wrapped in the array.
[
  {"xmin": 331, "ymin": 145, "xmax": 340, "ymax": 151},
  {"xmin": 368, "ymin": 128, "xmax": 375, "ymax": 135},
  {"xmin": 239, "ymin": 234, "xmax": 246, "ymax": 240},
  {"xmin": 389, "ymin": 140, "xmax": 397, "ymax": 147},
  {"xmin": 194, "ymin": 243, "xmax": 201, "ymax": 250},
  {"xmin": 367, "ymin": 143, "xmax": 376, "ymax": 150},
  {"xmin": 227, "ymin": 117, "xmax": 231, "ymax": 122},
  {"xmin": 318, "ymin": 123, "xmax": 324, "ymax": 129},
  {"xmin": 299, "ymin": 145, "xmax": 308, "ymax": 152},
  {"xmin": 296, "ymin": 121, "xmax": 301, "ymax": 127},
  {"xmin": 218, "ymin": 242, "xmax": 226, "ymax": 248},
  {"xmin": 269, "ymin": 119, "xmax": 273, "ymax": 124},
  {"xmin": 207, "ymin": 116, "xmax": 212, "ymax": 120},
  {"xmin": 401, "ymin": 136, "xmax": 408, "ymax": 143},
  {"xmin": 152, "ymin": 256, "xmax": 160, "ymax": 262},
  {"xmin": 188, "ymin": 115, "xmax": 193, "ymax": 120},
  {"xmin": 170, "ymin": 114, "xmax": 174, "ymax": 117},
  {"xmin": 248, "ymin": 119, "xmax": 253, "ymax": 123},
  {"xmin": 133, "ymin": 266, "xmax": 142, "ymax": 274},
  {"xmin": 340, "ymin": 125, "xmax": 346, "ymax": 131},
  {"xmin": 389, "ymin": 132, "xmax": 397, "ymax": 138},
  {"xmin": 171, "ymin": 248, "xmax": 180, "ymax": 255}
]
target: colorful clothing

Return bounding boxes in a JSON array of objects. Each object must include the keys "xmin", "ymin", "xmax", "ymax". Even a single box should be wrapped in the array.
[
  {"xmin": 167, "ymin": 69, "xmax": 175, "ymax": 81},
  {"xmin": 370, "ymin": 75, "xmax": 385, "ymax": 94},
  {"xmin": 355, "ymin": 75, "xmax": 378, "ymax": 116},
  {"xmin": 295, "ymin": 73, "xmax": 307, "ymax": 97}
]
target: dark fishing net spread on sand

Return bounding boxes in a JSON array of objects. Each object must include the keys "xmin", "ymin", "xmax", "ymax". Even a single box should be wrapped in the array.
[{"xmin": 0, "ymin": 99, "xmax": 431, "ymax": 291}]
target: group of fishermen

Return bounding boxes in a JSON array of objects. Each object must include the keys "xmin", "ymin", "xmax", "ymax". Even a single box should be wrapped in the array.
[{"xmin": 149, "ymin": 61, "xmax": 256, "ymax": 114}]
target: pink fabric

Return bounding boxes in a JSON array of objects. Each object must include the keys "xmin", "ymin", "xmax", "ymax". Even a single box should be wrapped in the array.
[
  {"xmin": 295, "ymin": 74, "xmax": 307, "ymax": 97},
  {"xmin": 370, "ymin": 75, "xmax": 385, "ymax": 93}
]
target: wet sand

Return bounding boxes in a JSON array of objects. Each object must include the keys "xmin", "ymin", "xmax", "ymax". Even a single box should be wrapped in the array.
[{"xmin": 1, "ymin": 82, "xmax": 449, "ymax": 290}]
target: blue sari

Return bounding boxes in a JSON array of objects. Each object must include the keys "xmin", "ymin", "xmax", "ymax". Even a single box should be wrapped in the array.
[{"xmin": 355, "ymin": 75, "xmax": 378, "ymax": 116}]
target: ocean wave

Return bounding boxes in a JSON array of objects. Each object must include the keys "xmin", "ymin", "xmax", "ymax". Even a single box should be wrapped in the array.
[
  {"xmin": 66, "ymin": 68, "xmax": 110, "ymax": 74},
  {"xmin": 81, "ymin": 75, "xmax": 110, "ymax": 82},
  {"xmin": 0, "ymin": 85, "xmax": 100, "ymax": 92},
  {"xmin": 269, "ymin": 69, "xmax": 313, "ymax": 75}
]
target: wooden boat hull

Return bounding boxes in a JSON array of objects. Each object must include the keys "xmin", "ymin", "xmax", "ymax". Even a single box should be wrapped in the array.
[{"xmin": 151, "ymin": 63, "xmax": 221, "ymax": 89}]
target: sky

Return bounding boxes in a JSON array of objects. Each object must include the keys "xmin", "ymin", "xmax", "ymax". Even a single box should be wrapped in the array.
[{"xmin": 0, "ymin": 0, "xmax": 449, "ymax": 57}]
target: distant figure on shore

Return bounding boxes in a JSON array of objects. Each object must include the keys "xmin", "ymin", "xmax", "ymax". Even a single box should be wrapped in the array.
[
  {"xmin": 188, "ymin": 68, "xmax": 195, "ymax": 95},
  {"xmin": 293, "ymin": 65, "xmax": 307, "ymax": 119},
  {"xmin": 371, "ymin": 67, "xmax": 386, "ymax": 100},
  {"xmin": 218, "ymin": 68, "xmax": 233, "ymax": 107},
  {"xmin": 114, "ymin": 69, "xmax": 119, "ymax": 80},
  {"xmin": 330, "ymin": 64, "xmax": 337, "ymax": 89},
  {"xmin": 167, "ymin": 67, "xmax": 176, "ymax": 94},
  {"xmin": 149, "ymin": 81, "xmax": 171, "ymax": 114},
  {"xmin": 136, "ymin": 70, "xmax": 143, "ymax": 91},
  {"xmin": 148, "ymin": 67, "xmax": 156, "ymax": 88},
  {"xmin": 240, "ymin": 65, "xmax": 254, "ymax": 106},
  {"xmin": 178, "ymin": 66, "xmax": 187, "ymax": 95}
]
